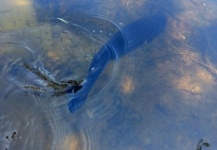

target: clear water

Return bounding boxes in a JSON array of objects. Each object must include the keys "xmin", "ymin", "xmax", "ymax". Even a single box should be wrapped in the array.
[{"xmin": 0, "ymin": 0, "xmax": 217, "ymax": 150}]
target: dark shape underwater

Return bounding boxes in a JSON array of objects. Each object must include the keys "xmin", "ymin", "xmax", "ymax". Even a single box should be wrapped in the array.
[{"xmin": 68, "ymin": 14, "xmax": 167, "ymax": 113}]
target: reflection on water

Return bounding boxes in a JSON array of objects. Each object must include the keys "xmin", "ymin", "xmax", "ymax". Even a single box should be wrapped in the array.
[{"xmin": 1, "ymin": 0, "xmax": 217, "ymax": 150}]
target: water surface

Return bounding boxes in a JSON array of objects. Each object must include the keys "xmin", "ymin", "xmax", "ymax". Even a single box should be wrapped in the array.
[{"xmin": 1, "ymin": 0, "xmax": 217, "ymax": 150}]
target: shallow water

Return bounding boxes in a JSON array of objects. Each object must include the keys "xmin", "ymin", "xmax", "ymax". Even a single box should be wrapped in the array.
[{"xmin": 1, "ymin": 0, "xmax": 217, "ymax": 150}]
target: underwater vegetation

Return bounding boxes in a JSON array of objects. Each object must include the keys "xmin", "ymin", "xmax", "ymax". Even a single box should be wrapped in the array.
[{"xmin": 23, "ymin": 63, "xmax": 83, "ymax": 96}]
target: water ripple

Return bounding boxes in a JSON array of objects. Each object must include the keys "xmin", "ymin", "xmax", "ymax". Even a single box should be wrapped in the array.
[{"xmin": 0, "ymin": 11, "xmax": 131, "ymax": 149}]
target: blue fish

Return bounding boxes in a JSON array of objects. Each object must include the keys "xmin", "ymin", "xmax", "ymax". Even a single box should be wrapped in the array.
[{"xmin": 68, "ymin": 14, "xmax": 167, "ymax": 112}]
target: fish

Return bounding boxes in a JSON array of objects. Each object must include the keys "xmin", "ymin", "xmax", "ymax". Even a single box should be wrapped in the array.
[
  {"xmin": 68, "ymin": 14, "xmax": 167, "ymax": 113},
  {"xmin": 57, "ymin": 18, "xmax": 69, "ymax": 24}
]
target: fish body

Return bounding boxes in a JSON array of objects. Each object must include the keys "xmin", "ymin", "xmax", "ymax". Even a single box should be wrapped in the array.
[{"xmin": 68, "ymin": 14, "xmax": 167, "ymax": 112}]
